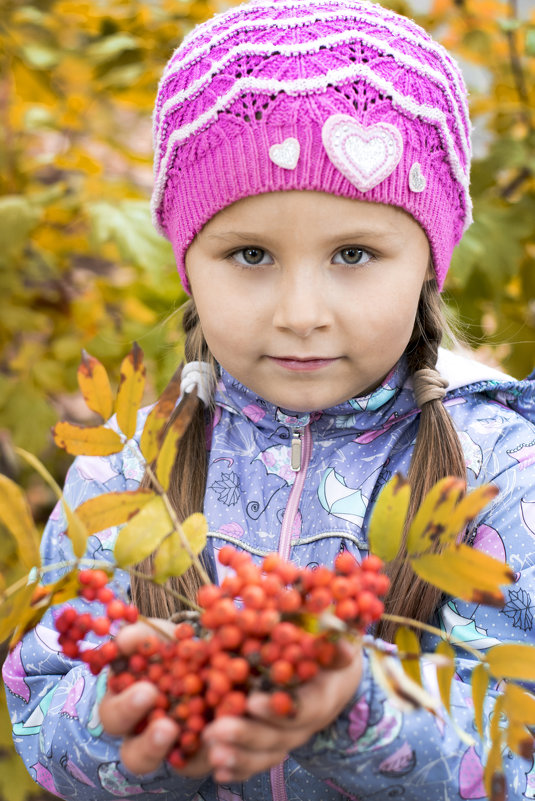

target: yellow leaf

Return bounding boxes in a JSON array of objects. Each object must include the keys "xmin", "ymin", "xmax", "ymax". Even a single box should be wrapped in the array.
[
  {"xmin": 0, "ymin": 583, "xmax": 38, "ymax": 643},
  {"xmin": 153, "ymin": 531, "xmax": 193, "ymax": 583},
  {"xmin": 487, "ymin": 644, "xmax": 535, "ymax": 682},
  {"xmin": 114, "ymin": 495, "xmax": 173, "ymax": 568},
  {"xmin": 155, "ymin": 390, "xmax": 200, "ymax": 491},
  {"xmin": 367, "ymin": 473, "xmax": 410, "ymax": 562},
  {"xmin": 503, "ymin": 683, "xmax": 535, "ymax": 726},
  {"xmin": 77, "ymin": 350, "xmax": 114, "ymax": 420},
  {"xmin": 435, "ymin": 640, "xmax": 455, "ymax": 713},
  {"xmin": 411, "ymin": 544, "xmax": 514, "ymax": 606},
  {"xmin": 153, "ymin": 513, "xmax": 207, "ymax": 583},
  {"xmin": 115, "ymin": 343, "xmax": 146, "ymax": 441},
  {"xmin": 506, "ymin": 720, "xmax": 535, "ymax": 760},
  {"xmin": 442, "ymin": 484, "xmax": 499, "ymax": 547},
  {"xmin": 140, "ymin": 363, "xmax": 183, "ymax": 463},
  {"xmin": 63, "ymin": 503, "xmax": 88, "ymax": 559},
  {"xmin": 472, "ymin": 662, "xmax": 489, "ymax": 739},
  {"xmin": 182, "ymin": 513, "xmax": 208, "ymax": 553},
  {"xmin": 484, "ymin": 694, "xmax": 506, "ymax": 801},
  {"xmin": 0, "ymin": 476, "xmax": 40, "ymax": 571},
  {"xmin": 52, "ymin": 421, "xmax": 124, "ymax": 456},
  {"xmin": 394, "ymin": 625, "xmax": 422, "ymax": 687},
  {"xmin": 10, "ymin": 571, "xmax": 79, "ymax": 646},
  {"xmin": 407, "ymin": 476, "xmax": 465, "ymax": 556},
  {"xmin": 75, "ymin": 490, "xmax": 155, "ymax": 536},
  {"xmin": 369, "ymin": 650, "xmax": 439, "ymax": 714}
]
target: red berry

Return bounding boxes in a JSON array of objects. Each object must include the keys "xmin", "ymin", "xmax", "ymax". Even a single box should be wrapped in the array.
[
  {"xmin": 334, "ymin": 551, "xmax": 358, "ymax": 575},
  {"xmin": 361, "ymin": 554, "xmax": 383, "ymax": 573},
  {"xmin": 269, "ymin": 690, "xmax": 296, "ymax": 717},
  {"xmin": 270, "ymin": 659, "xmax": 294, "ymax": 686},
  {"xmin": 218, "ymin": 544, "xmax": 236, "ymax": 566},
  {"xmin": 91, "ymin": 617, "xmax": 111, "ymax": 637},
  {"xmin": 106, "ymin": 599, "xmax": 126, "ymax": 621}
]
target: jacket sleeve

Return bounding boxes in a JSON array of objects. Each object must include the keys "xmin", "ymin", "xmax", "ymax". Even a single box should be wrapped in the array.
[
  {"xmin": 291, "ymin": 419, "xmax": 535, "ymax": 801},
  {"xmin": 2, "ymin": 439, "xmax": 209, "ymax": 801}
]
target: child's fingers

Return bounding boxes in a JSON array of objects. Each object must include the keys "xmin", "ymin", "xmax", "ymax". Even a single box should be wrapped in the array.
[
  {"xmin": 114, "ymin": 619, "xmax": 176, "ymax": 653},
  {"xmin": 99, "ymin": 681, "xmax": 159, "ymax": 736},
  {"xmin": 208, "ymin": 742, "xmax": 289, "ymax": 784},
  {"xmin": 120, "ymin": 716, "xmax": 180, "ymax": 775}
]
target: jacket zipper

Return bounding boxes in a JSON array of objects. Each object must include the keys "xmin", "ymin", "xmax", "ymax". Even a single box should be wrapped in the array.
[{"xmin": 270, "ymin": 424, "xmax": 312, "ymax": 801}]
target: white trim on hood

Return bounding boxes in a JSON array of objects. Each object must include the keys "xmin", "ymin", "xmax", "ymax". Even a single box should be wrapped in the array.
[{"xmin": 404, "ymin": 347, "xmax": 515, "ymax": 395}]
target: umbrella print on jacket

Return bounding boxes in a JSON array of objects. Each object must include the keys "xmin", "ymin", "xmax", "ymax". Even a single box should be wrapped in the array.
[
  {"xmin": 247, "ymin": 444, "xmax": 296, "ymax": 520},
  {"xmin": 318, "ymin": 468, "xmax": 369, "ymax": 528}
]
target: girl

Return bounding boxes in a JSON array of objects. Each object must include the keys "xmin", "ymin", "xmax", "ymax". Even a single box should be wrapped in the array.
[{"xmin": 4, "ymin": 0, "xmax": 535, "ymax": 799}]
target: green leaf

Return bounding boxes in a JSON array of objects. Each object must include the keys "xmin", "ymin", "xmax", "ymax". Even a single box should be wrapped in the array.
[{"xmin": 367, "ymin": 473, "xmax": 410, "ymax": 563}]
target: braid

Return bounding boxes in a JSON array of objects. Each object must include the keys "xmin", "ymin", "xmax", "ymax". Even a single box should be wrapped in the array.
[
  {"xmin": 377, "ymin": 280, "xmax": 466, "ymax": 642},
  {"xmin": 130, "ymin": 300, "xmax": 215, "ymax": 618}
]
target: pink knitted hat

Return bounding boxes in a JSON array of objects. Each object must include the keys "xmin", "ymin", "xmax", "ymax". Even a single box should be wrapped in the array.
[{"xmin": 151, "ymin": 0, "xmax": 472, "ymax": 293}]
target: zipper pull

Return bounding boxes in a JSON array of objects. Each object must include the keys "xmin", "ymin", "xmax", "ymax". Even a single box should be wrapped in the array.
[{"xmin": 291, "ymin": 429, "xmax": 302, "ymax": 472}]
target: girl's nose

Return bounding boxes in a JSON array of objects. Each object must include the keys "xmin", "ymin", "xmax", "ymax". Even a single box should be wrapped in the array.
[{"xmin": 272, "ymin": 265, "xmax": 333, "ymax": 337}]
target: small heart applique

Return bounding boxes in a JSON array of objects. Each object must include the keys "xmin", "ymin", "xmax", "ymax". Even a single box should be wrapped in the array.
[
  {"xmin": 321, "ymin": 115, "xmax": 403, "ymax": 192},
  {"xmin": 409, "ymin": 162, "xmax": 427, "ymax": 193},
  {"xmin": 269, "ymin": 138, "xmax": 300, "ymax": 170}
]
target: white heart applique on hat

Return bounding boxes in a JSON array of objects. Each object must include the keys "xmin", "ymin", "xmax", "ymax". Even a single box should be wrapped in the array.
[
  {"xmin": 321, "ymin": 115, "xmax": 403, "ymax": 192},
  {"xmin": 269, "ymin": 138, "xmax": 300, "ymax": 170}
]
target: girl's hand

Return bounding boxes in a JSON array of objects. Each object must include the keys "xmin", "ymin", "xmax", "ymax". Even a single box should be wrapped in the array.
[
  {"xmin": 98, "ymin": 620, "xmax": 210, "ymax": 779},
  {"xmin": 202, "ymin": 638, "xmax": 362, "ymax": 783}
]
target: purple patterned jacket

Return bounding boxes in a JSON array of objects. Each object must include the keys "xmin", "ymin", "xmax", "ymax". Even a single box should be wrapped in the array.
[{"xmin": 3, "ymin": 349, "xmax": 535, "ymax": 801}]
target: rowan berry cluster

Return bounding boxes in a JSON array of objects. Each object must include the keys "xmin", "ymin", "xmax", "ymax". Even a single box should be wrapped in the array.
[
  {"xmin": 55, "ymin": 569, "xmax": 138, "ymax": 662},
  {"xmin": 54, "ymin": 547, "xmax": 388, "ymax": 768}
]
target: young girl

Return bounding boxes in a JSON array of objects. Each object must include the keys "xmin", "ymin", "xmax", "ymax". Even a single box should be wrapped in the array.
[{"xmin": 4, "ymin": 0, "xmax": 535, "ymax": 799}]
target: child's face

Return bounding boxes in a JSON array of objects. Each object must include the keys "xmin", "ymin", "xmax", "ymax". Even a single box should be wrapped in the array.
[{"xmin": 185, "ymin": 191, "xmax": 431, "ymax": 412}]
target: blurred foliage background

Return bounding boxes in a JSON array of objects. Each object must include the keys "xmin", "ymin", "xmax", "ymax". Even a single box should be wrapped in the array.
[{"xmin": 0, "ymin": 0, "xmax": 534, "ymax": 797}]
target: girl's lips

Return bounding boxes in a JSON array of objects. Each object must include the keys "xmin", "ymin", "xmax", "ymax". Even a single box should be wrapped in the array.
[{"xmin": 268, "ymin": 356, "xmax": 338, "ymax": 372}]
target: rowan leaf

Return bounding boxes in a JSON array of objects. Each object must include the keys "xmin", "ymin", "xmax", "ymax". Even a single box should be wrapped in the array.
[
  {"xmin": 435, "ymin": 640, "xmax": 455, "ymax": 713},
  {"xmin": 52, "ymin": 421, "xmax": 124, "ymax": 456},
  {"xmin": 442, "ymin": 484, "xmax": 500, "ymax": 547},
  {"xmin": 10, "ymin": 570, "xmax": 79, "ymax": 646},
  {"xmin": 484, "ymin": 694, "xmax": 506, "ymax": 801},
  {"xmin": 113, "ymin": 494, "xmax": 173, "ymax": 568},
  {"xmin": 368, "ymin": 650, "xmax": 440, "ymax": 714},
  {"xmin": 503, "ymin": 683, "xmax": 535, "ymax": 726},
  {"xmin": 394, "ymin": 625, "xmax": 422, "ymax": 687},
  {"xmin": 486, "ymin": 643, "xmax": 535, "ymax": 682},
  {"xmin": 505, "ymin": 720, "xmax": 535, "ymax": 760},
  {"xmin": 407, "ymin": 476, "xmax": 465, "ymax": 556},
  {"xmin": 182, "ymin": 513, "xmax": 208, "ymax": 554},
  {"xmin": 367, "ymin": 473, "xmax": 410, "ymax": 562},
  {"xmin": 0, "ymin": 475, "xmax": 40, "ymax": 571},
  {"xmin": 77, "ymin": 350, "xmax": 114, "ymax": 420},
  {"xmin": 140, "ymin": 362, "xmax": 183, "ymax": 463},
  {"xmin": 472, "ymin": 662, "xmax": 489, "ymax": 739},
  {"xmin": 75, "ymin": 489, "xmax": 155, "ymax": 536},
  {"xmin": 153, "ymin": 513, "xmax": 208, "ymax": 583},
  {"xmin": 410, "ymin": 544, "xmax": 514, "ymax": 606},
  {"xmin": 155, "ymin": 389, "xmax": 199, "ymax": 491},
  {"xmin": 0, "ymin": 582, "xmax": 38, "ymax": 644},
  {"xmin": 115, "ymin": 343, "xmax": 146, "ymax": 440}
]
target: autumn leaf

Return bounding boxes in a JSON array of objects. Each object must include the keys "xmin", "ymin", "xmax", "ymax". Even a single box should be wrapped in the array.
[
  {"xmin": 0, "ymin": 583, "xmax": 38, "ymax": 644},
  {"xmin": 0, "ymin": 475, "xmax": 40, "ymax": 571},
  {"xmin": 115, "ymin": 343, "xmax": 146, "ymax": 441},
  {"xmin": 140, "ymin": 362, "xmax": 183, "ymax": 463},
  {"xmin": 441, "ymin": 484, "xmax": 500, "ymax": 547},
  {"xmin": 411, "ymin": 543, "xmax": 514, "ymax": 606},
  {"xmin": 75, "ymin": 489, "xmax": 155, "ymax": 536},
  {"xmin": 394, "ymin": 625, "xmax": 422, "ymax": 687},
  {"xmin": 77, "ymin": 350, "xmax": 114, "ymax": 421},
  {"xmin": 113, "ymin": 494, "xmax": 173, "ymax": 568},
  {"xmin": 367, "ymin": 473, "xmax": 410, "ymax": 563},
  {"xmin": 407, "ymin": 476, "xmax": 465, "ymax": 556},
  {"xmin": 52, "ymin": 421, "xmax": 124, "ymax": 456},
  {"xmin": 472, "ymin": 662, "xmax": 489, "ymax": 739},
  {"xmin": 435, "ymin": 640, "xmax": 455, "ymax": 714},
  {"xmin": 10, "ymin": 570, "xmax": 79, "ymax": 646},
  {"xmin": 155, "ymin": 389, "xmax": 199, "ymax": 491},
  {"xmin": 486, "ymin": 643, "xmax": 535, "ymax": 682}
]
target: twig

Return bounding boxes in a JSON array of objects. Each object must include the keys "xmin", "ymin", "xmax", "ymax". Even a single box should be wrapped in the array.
[{"xmin": 381, "ymin": 613, "xmax": 484, "ymax": 661}]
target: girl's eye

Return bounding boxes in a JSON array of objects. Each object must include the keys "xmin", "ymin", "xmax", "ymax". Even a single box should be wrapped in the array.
[
  {"xmin": 333, "ymin": 247, "xmax": 373, "ymax": 266},
  {"xmin": 230, "ymin": 247, "xmax": 272, "ymax": 267}
]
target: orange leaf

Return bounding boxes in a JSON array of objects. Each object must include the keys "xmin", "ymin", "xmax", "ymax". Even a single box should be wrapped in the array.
[
  {"xmin": 116, "ymin": 343, "xmax": 146, "ymax": 441},
  {"xmin": 487, "ymin": 644, "xmax": 535, "ymax": 682},
  {"xmin": 52, "ymin": 421, "xmax": 124, "ymax": 456},
  {"xmin": 77, "ymin": 351, "xmax": 114, "ymax": 421},
  {"xmin": 442, "ymin": 484, "xmax": 499, "ymax": 547},
  {"xmin": 140, "ymin": 362, "xmax": 183, "ymax": 463}
]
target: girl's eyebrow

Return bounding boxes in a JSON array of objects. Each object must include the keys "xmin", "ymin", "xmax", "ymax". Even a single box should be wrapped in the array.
[{"xmin": 206, "ymin": 229, "xmax": 399, "ymax": 242}]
